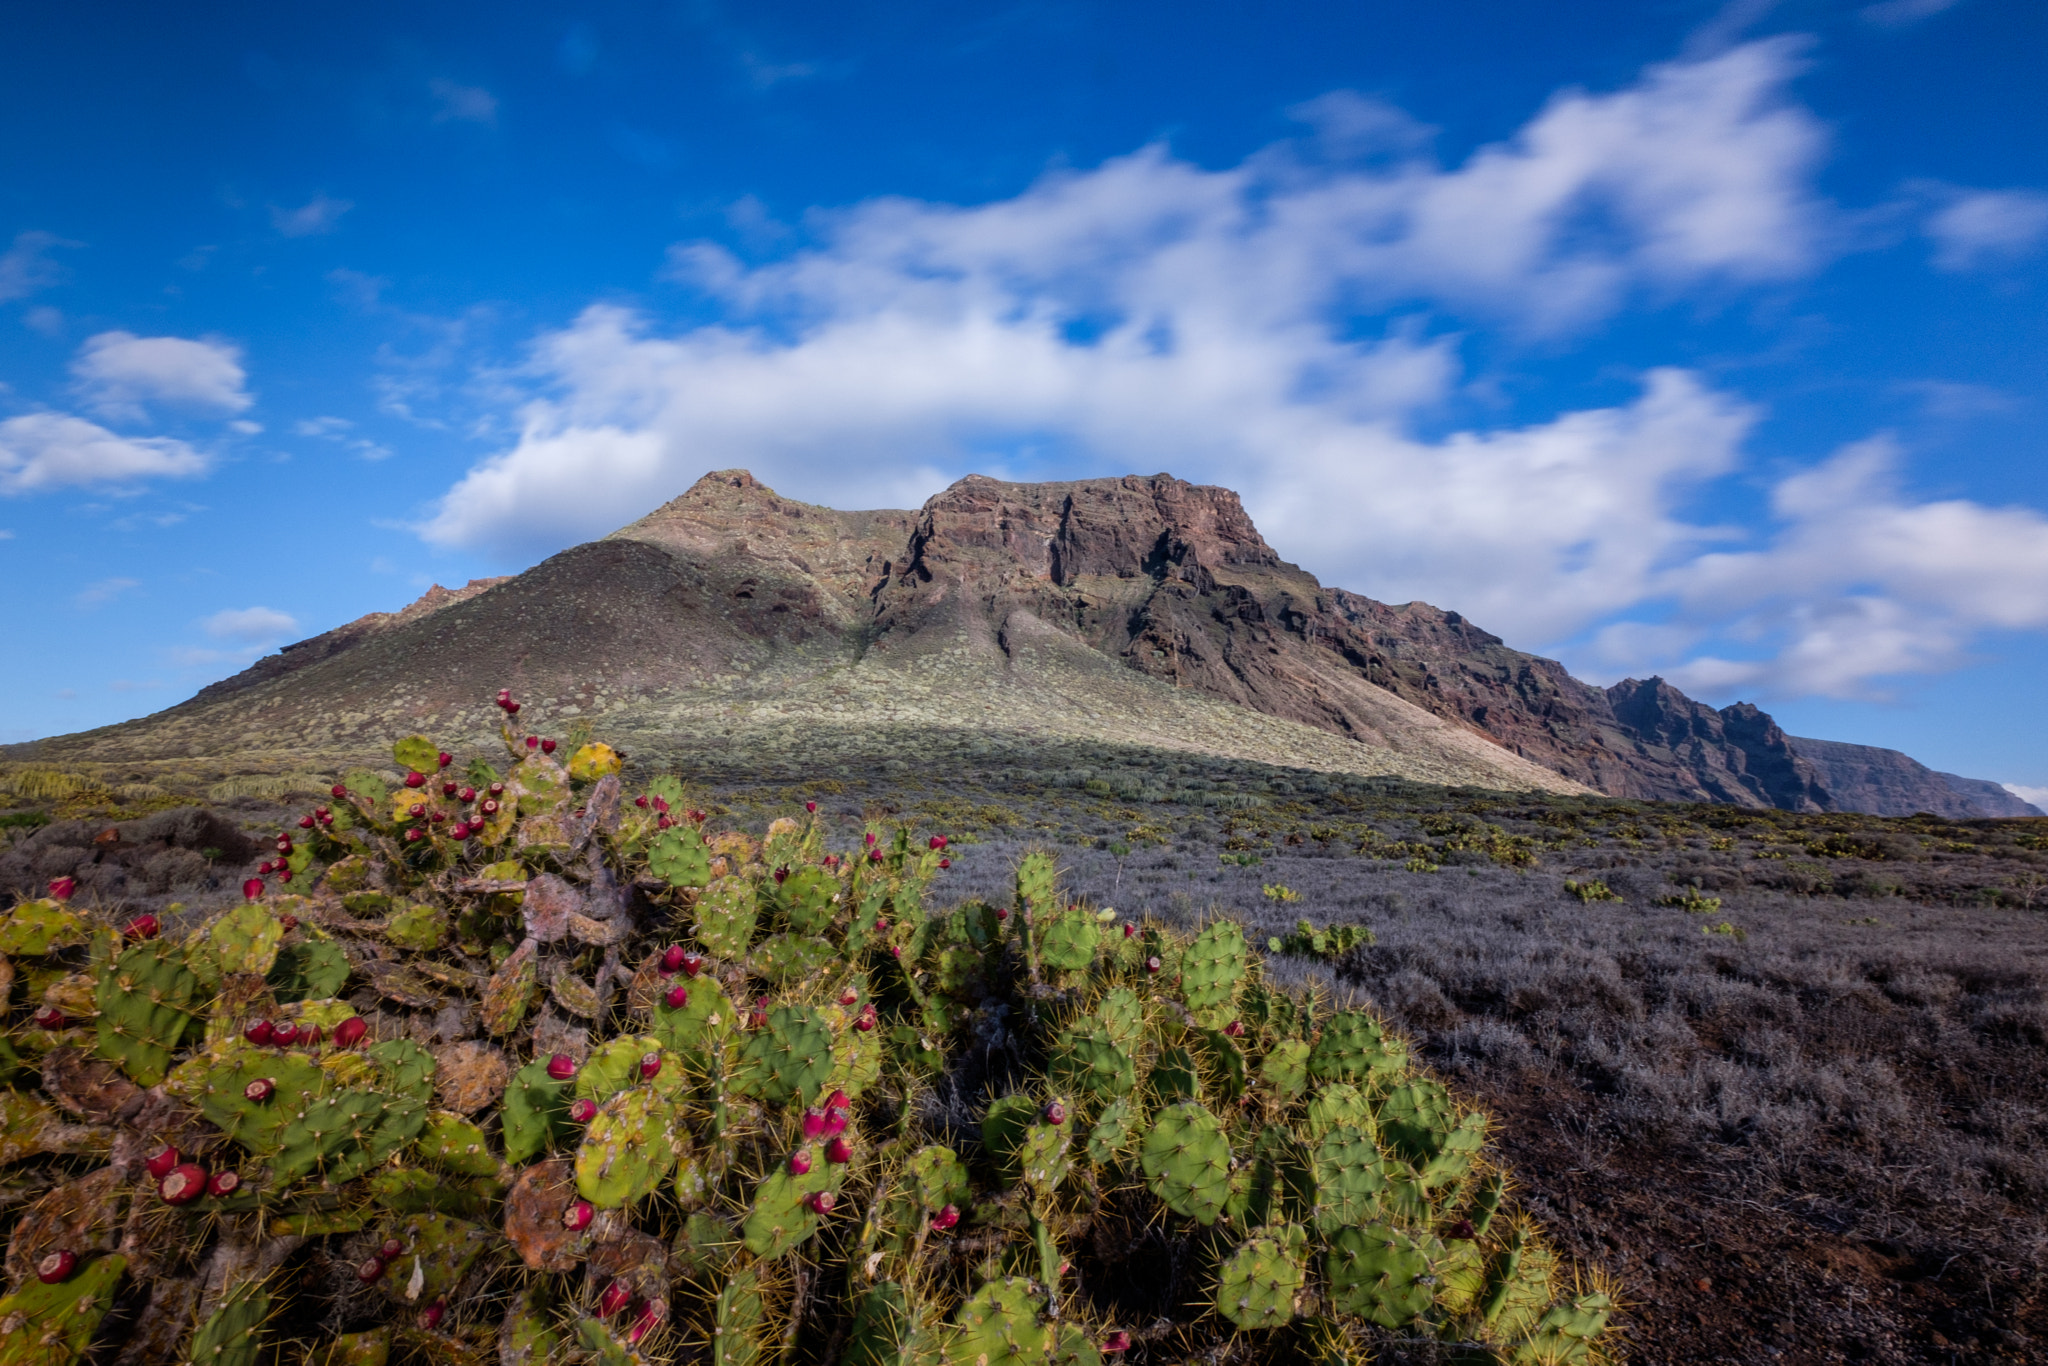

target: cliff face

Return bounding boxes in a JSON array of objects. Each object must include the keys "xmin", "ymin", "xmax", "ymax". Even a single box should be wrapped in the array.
[
  {"xmin": 1788, "ymin": 737, "xmax": 2045, "ymax": 818},
  {"xmin": 11, "ymin": 468, "xmax": 2026, "ymax": 815}
]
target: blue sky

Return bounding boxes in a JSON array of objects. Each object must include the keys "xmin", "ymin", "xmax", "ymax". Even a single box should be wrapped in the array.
[{"xmin": 3, "ymin": 0, "xmax": 2046, "ymax": 800}]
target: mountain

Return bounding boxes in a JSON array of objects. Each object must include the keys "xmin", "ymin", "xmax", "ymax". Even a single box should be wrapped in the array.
[
  {"xmin": 1787, "ymin": 736, "xmax": 2044, "ymax": 818},
  {"xmin": 11, "ymin": 469, "xmax": 2035, "ymax": 816}
]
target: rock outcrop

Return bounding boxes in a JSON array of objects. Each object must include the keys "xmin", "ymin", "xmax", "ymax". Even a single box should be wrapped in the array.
[{"xmin": 1788, "ymin": 737, "xmax": 2044, "ymax": 818}]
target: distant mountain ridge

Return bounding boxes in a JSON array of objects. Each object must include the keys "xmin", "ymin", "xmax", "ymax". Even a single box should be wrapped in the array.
[{"xmin": 11, "ymin": 469, "xmax": 2038, "ymax": 816}]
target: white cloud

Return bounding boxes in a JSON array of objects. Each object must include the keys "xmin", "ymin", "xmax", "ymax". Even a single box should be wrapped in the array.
[
  {"xmin": 74, "ymin": 577, "xmax": 140, "ymax": 608},
  {"xmin": 0, "ymin": 413, "xmax": 209, "ymax": 494},
  {"xmin": 1925, "ymin": 188, "xmax": 2048, "ymax": 270},
  {"xmin": 2004, "ymin": 784, "xmax": 2048, "ymax": 813},
  {"xmin": 0, "ymin": 231, "xmax": 70, "ymax": 303},
  {"xmin": 0, "ymin": 529, "xmax": 13, "ymax": 539},
  {"xmin": 271, "ymin": 194, "xmax": 353, "ymax": 237},
  {"xmin": 416, "ymin": 39, "xmax": 2046, "ymax": 700},
  {"xmin": 70, "ymin": 331, "xmax": 252, "ymax": 420},
  {"xmin": 430, "ymin": 78, "xmax": 498, "ymax": 125},
  {"xmin": 202, "ymin": 606, "xmax": 299, "ymax": 641}
]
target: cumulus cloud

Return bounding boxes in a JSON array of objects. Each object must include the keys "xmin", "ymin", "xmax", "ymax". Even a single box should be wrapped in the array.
[
  {"xmin": 271, "ymin": 194, "xmax": 353, "ymax": 237},
  {"xmin": 0, "ymin": 413, "xmax": 209, "ymax": 494},
  {"xmin": 1924, "ymin": 188, "xmax": 2048, "ymax": 270},
  {"xmin": 74, "ymin": 577, "xmax": 140, "ymax": 609},
  {"xmin": 417, "ymin": 38, "xmax": 2046, "ymax": 700},
  {"xmin": 70, "ymin": 332, "xmax": 252, "ymax": 420},
  {"xmin": 0, "ymin": 231, "xmax": 71, "ymax": 303},
  {"xmin": 430, "ymin": 78, "xmax": 498, "ymax": 125},
  {"xmin": 2004, "ymin": 783, "xmax": 2048, "ymax": 813},
  {"xmin": 202, "ymin": 606, "xmax": 299, "ymax": 641}
]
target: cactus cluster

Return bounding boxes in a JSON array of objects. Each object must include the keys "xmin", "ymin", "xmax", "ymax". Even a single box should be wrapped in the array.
[{"xmin": 0, "ymin": 701, "xmax": 1615, "ymax": 1364}]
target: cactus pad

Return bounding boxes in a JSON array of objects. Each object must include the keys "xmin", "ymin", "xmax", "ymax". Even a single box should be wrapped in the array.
[
  {"xmin": 1049, "ymin": 1023, "xmax": 1135, "ymax": 1099},
  {"xmin": 576, "ymin": 1088, "xmax": 680, "ymax": 1209},
  {"xmin": 692, "ymin": 876, "xmax": 758, "ymax": 958},
  {"xmin": 1325, "ymin": 1224, "xmax": 1434, "ymax": 1329},
  {"xmin": 1139, "ymin": 1101, "xmax": 1232, "ymax": 1225},
  {"xmin": 1179, "ymin": 921, "xmax": 1246, "ymax": 1022},
  {"xmin": 0, "ymin": 1251, "xmax": 125, "ymax": 1366},
  {"xmin": 947, "ymin": 1278, "xmax": 1048, "ymax": 1366},
  {"xmin": 735, "ymin": 1005, "xmax": 833, "ymax": 1108},
  {"xmin": 648, "ymin": 827, "xmax": 711, "ymax": 890},
  {"xmin": 1308, "ymin": 1012, "xmax": 1406, "ymax": 1083},
  {"xmin": 93, "ymin": 940, "xmax": 198, "ymax": 1087},
  {"xmin": 1215, "ymin": 1225, "xmax": 1307, "ymax": 1329}
]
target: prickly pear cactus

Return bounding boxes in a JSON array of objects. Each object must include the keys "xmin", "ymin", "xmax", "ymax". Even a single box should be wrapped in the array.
[{"xmin": 0, "ymin": 707, "xmax": 1616, "ymax": 1365}]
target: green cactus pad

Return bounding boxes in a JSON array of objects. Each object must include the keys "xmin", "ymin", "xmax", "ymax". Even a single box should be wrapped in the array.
[
  {"xmin": 313, "ymin": 1329, "xmax": 391, "ymax": 1366},
  {"xmin": 1036, "ymin": 909, "xmax": 1099, "ymax": 973},
  {"xmin": 191, "ymin": 1048, "xmax": 330, "ymax": 1153},
  {"xmin": 742, "ymin": 1162, "xmax": 838, "ymax": 1258},
  {"xmin": 776, "ymin": 865, "xmax": 839, "ymax": 934},
  {"xmin": 1014, "ymin": 852, "xmax": 1057, "ymax": 914},
  {"xmin": 1092, "ymin": 986, "xmax": 1145, "ymax": 1051},
  {"xmin": 1151, "ymin": 1045, "xmax": 1201, "ymax": 1103},
  {"xmin": 650, "ymin": 973, "xmax": 737, "ymax": 1069},
  {"xmin": 498, "ymin": 1288, "xmax": 565, "ymax": 1366},
  {"xmin": 648, "ymin": 826, "xmax": 711, "ymax": 890},
  {"xmin": 846, "ymin": 1283, "xmax": 941, "ymax": 1366},
  {"xmin": 906, "ymin": 1144, "xmax": 971, "ymax": 1210},
  {"xmin": 1308, "ymin": 1012, "xmax": 1406, "ymax": 1083},
  {"xmin": 188, "ymin": 1279, "xmax": 270, "ymax": 1366},
  {"xmin": 1139, "ymin": 1101, "xmax": 1232, "ymax": 1225},
  {"xmin": 201, "ymin": 904, "xmax": 288, "ymax": 981},
  {"xmin": 366, "ymin": 1038, "xmax": 437, "ymax": 1105},
  {"xmin": 0, "ymin": 899, "xmax": 88, "ymax": 956},
  {"xmin": 268, "ymin": 938, "xmax": 352, "ymax": 1003},
  {"xmin": 1378, "ymin": 1080, "xmax": 1486, "ymax": 1186},
  {"xmin": 93, "ymin": 939, "xmax": 198, "ymax": 1086},
  {"xmin": 276, "ymin": 1087, "xmax": 428, "ymax": 1185},
  {"xmin": 1049, "ymin": 1022, "xmax": 1135, "ymax": 1099},
  {"xmin": 1084, "ymin": 1097, "xmax": 1140, "ymax": 1166},
  {"xmin": 1305, "ymin": 1083, "xmax": 1375, "ymax": 1141},
  {"xmin": 735, "ymin": 1004, "xmax": 834, "ymax": 1108},
  {"xmin": 694, "ymin": 876, "xmax": 759, "ymax": 958},
  {"xmin": 710, "ymin": 1266, "xmax": 770, "ymax": 1366},
  {"xmin": 576, "ymin": 1036, "xmax": 667, "ymax": 1101},
  {"xmin": 947, "ymin": 1278, "xmax": 1048, "ymax": 1366},
  {"xmin": 1325, "ymin": 1224, "xmax": 1434, "ymax": 1328},
  {"xmin": 1180, "ymin": 921, "xmax": 1247, "ymax": 1022},
  {"xmin": 503, "ymin": 1057, "xmax": 574, "ymax": 1164},
  {"xmin": 1311, "ymin": 1126, "xmax": 1388, "ymax": 1232},
  {"xmin": 384, "ymin": 903, "xmax": 447, "ymax": 952},
  {"xmin": 576, "ymin": 1087, "xmax": 680, "ymax": 1209},
  {"xmin": 0, "ymin": 1251, "xmax": 125, "ymax": 1366},
  {"xmin": 1215, "ymin": 1225, "xmax": 1307, "ymax": 1329},
  {"xmin": 378, "ymin": 1212, "xmax": 491, "ymax": 1307},
  {"xmin": 417, "ymin": 1110, "xmax": 499, "ymax": 1178},
  {"xmin": 750, "ymin": 932, "xmax": 840, "ymax": 984}
]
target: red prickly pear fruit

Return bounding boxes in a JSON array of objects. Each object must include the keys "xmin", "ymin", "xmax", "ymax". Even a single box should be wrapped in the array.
[
  {"xmin": 441, "ymin": 781, "xmax": 458, "ymax": 797},
  {"xmin": 838, "ymin": 988, "xmax": 859, "ymax": 1007},
  {"xmin": 302, "ymin": 1025, "xmax": 322, "ymax": 1048},
  {"xmin": 802, "ymin": 1109, "xmax": 828, "ymax": 1139},
  {"xmin": 1123, "ymin": 922, "xmax": 1137, "ymax": 938},
  {"xmin": 635, "ymin": 795, "xmax": 649, "ymax": 808},
  {"xmin": 489, "ymin": 782, "xmax": 505, "ymax": 795},
  {"xmin": 824, "ymin": 1106, "xmax": 850, "ymax": 1137},
  {"xmin": 380, "ymin": 1238, "xmax": 403, "ymax": 1259},
  {"xmin": 855, "ymin": 1004, "xmax": 877, "ymax": 1032},
  {"xmin": 868, "ymin": 849, "xmax": 883, "ymax": 864},
  {"xmin": 480, "ymin": 800, "xmax": 499, "ymax": 815},
  {"xmin": 1449, "ymin": 1217, "xmax": 1475, "ymax": 1240},
  {"xmin": 995, "ymin": 908, "xmax": 1009, "ymax": 920},
  {"xmin": 356, "ymin": 1256, "xmax": 387, "ymax": 1283},
  {"xmin": 788, "ymin": 1150, "xmax": 812, "ymax": 1176},
  {"xmin": 123, "ymin": 913, "xmax": 160, "ymax": 939},
  {"xmin": 244, "ymin": 1019, "xmax": 276, "ymax": 1045},
  {"xmin": 47, "ymin": 876, "xmax": 77, "ymax": 901},
  {"xmin": 449, "ymin": 823, "xmax": 468, "ymax": 840},
  {"xmin": 207, "ymin": 1170, "xmax": 241, "ymax": 1197},
  {"xmin": 421, "ymin": 1299, "xmax": 446, "ymax": 1330},
  {"xmin": 33, "ymin": 1006, "xmax": 66, "ymax": 1030},
  {"xmin": 628, "ymin": 1297, "xmax": 667, "ymax": 1345},
  {"xmin": 806, "ymin": 1190, "xmax": 836, "ymax": 1215},
  {"xmin": 805, "ymin": 801, "xmax": 817, "ymax": 813},
  {"xmin": 929, "ymin": 835, "xmax": 947, "ymax": 850},
  {"xmin": 687, "ymin": 809, "xmax": 706, "ymax": 824},
  {"xmin": 598, "ymin": 1278, "xmax": 633, "ymax": 1318},
  {"xmin": 826, "ymin": 1137, "xmax": 853, "ymax": 1164},
  {"xmin": 1223, "ymin": 1020, "xmax": 1245, "ymax": 1038},
  {"xmin": 638, "ymin": 1052, "xmax": 662, "ymax": 1081},
  {"xmin": 459, "ymin": 787, "xmax": 476, "ymax": 803},
  {"xmin": 404, "ymin": 771, "xmax": 426, "ymax": 789},
  {"xmin": 546, "ymin": 1054, "xmax": 576, "ymax": 1081},
  {"xmin": 1103, "ymin": 1331, "xmax": 1132, "ymax": 1353},
  {"xmin": 569, "ymin": 1099, "xmax": 598, "ymax": 1124},
  {"xmin": 662, "ymin": 944, "xmax": 687, "ymax": 972},
  {"xmin": 651, "ymin": 796, "xmax": 670, "ymax": 815},
  {"xmin": 36, "ymin": 1250, "xmax": 78, "ymax": 1284},
  {"xmin": 277, "ymin": 868, "xmax": 293, "ymax": 884},
  {"xmin": 873, "ymin": 918, "xmax": 889, "ymax": 933},
  {"xmin": 563, "ymin": 1199, "xmax": 595, "ymax": 1231},
  {"xmin": 541, "ymin": 738, "xmax": 556, "ymax": 754},
  {"xmin": 429, "ymin": 810, "xmax": 447, "ymax": 824},
  {"xmin": 405, "ymin": 829, "xmax": 424, "ymax": 843},
  {"xmin": 146, "ymin": 1145, "xmax": 181, "ymax": 1179},
  {"xmin": 939, "ymin": 858, "xmax": 950, "ymax": 869},
  {"xmin": 271, "ymin": 1021, "xmax": 300, "ymax": 1046},
  {"xmin": 826, "ymin": 1089, "xmax": 849, "ymax": 1110},
  {"xmin": 930, "ymin": 1204, "xmax": 960, "ymax": 1231},
  {"xmin": 244, "ymin": 1078, "xmax": 276, "ymax": 1103},
  {"xmin": 656, "ymin": 815, "xmax": 673, "ymax": 830},
  {"xmin": 333, "ymin": 1016, "xmax": 368, "ymax": 1049},
  {"xmin": 1145, "ymin": 956, "xmax": 1162, "ymax": 974},
  {"xmin": 407, "ymin": 803, "xmax": 426, "ymax": 818},
  {"xmin": 438, "ymin": 751, "xmax": 453, "ymax": 768},
  {"xmin": 159, "ymin": 1164, "xmax": 207, "ymax": 1205},
  {"xmin": 525, "ymin": 736, "xmax": 539, "ymax": 749},
  {"xmin": 664, "ymin": 983, "xmax": 690, "ymax": 1010},
  {"xmin": 1044, "ymin": 1101, "xmax": 1067, "ymax": 1125},
  {"xmin": 773, "ymin": 866, "xmax": 789, "ymax": 885},
  {"xmin": 298, "ymin": 815, "xmax": 315, "ymax": 829},
  {"xmin": 257, "ymin": 861, "xmax": 275, "ymax": 875},
  {"xmin": 889, "ymin": 945, "xmax": 902, "ymax": 958},
  {"xmin": 331, "ymin": 784, "xmax": 348, "ymax": 798},
  {"xmin": 864, "ymin": 832, "xmax": 878, "ymax": 847},
  {"xmin": 505, "ymin": 701, "xmax": 520, "ymax": 714}
]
